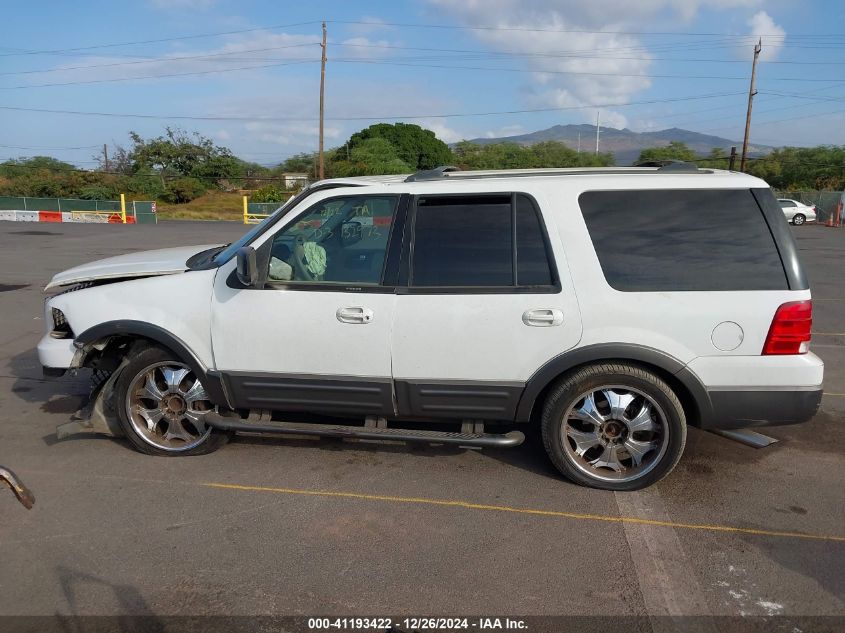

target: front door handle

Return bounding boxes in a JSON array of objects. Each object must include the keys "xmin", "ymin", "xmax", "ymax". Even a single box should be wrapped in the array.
[
  {"xmin": 336, "ymin": 306, "xmax": 374, "ymax": 324},
  {"xmin": 522, "ymin": 309, "xmax": 563, "ymax": 327}
]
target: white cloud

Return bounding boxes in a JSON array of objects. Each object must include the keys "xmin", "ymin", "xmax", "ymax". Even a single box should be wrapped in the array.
[
  {"xmin": 343, "ymin": 17, "xmax": 391, "ymax": 36},
  {"xmin": 31, "ymin": 31, "xmax": 323, "ymax": 86},
  {"xmin": 199, "ymin": 76, "xmax": 458, "ymax": 154},
  {"xmin": 30, "ymin": 30, "xmax": 405, "ymax": 88},
  {"xmin": 410, "ymin": 120, "xmax": 466, "ymax": 144},
  {"xmin": 746, "ymin": 11, "xmax": 786, "ymax": 61},
  {"xmin": 483, "ymin": 124, "xmax": 525, "ymax": 139},
  {"xmin": 426, "ymin": 0, "xmax": 783, "ymax": 129}
]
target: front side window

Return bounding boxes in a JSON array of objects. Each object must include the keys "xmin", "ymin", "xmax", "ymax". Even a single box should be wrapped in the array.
[
  {"xmin": 410, "ymin": 193, "xmax": 557, "ymax": 289},
  {"xmin": 268, "ymin": 195, "xmax": 398, "ymax": 285}
]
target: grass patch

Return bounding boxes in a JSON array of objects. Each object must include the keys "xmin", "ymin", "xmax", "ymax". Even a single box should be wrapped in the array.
[{"xmin": 154, "ymin": 191, "xmax": 246, "ymax": 221}]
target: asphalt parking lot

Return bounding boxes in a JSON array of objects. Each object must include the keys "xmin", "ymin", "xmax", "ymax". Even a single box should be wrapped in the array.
[{"xmin": 0, "ymin": 220, "xmax": 842, "ymax": 630}]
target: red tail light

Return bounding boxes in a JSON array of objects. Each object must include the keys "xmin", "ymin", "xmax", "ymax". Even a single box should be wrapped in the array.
[{"xmin": 763, "ymin": 300, "xmax": 812, "ymax": 355}]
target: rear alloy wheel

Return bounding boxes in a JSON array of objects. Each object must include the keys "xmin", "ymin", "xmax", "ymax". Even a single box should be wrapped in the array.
[
  {"xmin": 116, "ymin": 346, "xmax": 228, "ymax": 456},
  {"xmin": 792, "ymin": 213, "xmax": 806, "ymax": 226},
  {"xmin": 541, "ymin": 363, "xmax": 686, "ymax": 491}
]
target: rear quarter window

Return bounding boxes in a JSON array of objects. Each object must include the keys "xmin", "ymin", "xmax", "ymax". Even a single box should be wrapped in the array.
[{"xmin": 579, "ymin": 189, "xmax": 788, "ymax": 291}]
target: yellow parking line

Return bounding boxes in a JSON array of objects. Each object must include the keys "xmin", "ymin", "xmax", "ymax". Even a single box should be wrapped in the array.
[
  {"xmin": 814, "ymin": 332, "xmax": 845, "ymax": 336},
  {"xmin": 203, "ymin": 482, "xmax": 845, "ymax": 543},
  {"xmin": 824, "ymin": 392, "xmax": 845, "ymax": 397}
]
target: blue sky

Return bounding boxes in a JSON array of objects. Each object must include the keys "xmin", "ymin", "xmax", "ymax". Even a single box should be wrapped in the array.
[{"xmin": 1, "ymin": 0, "xmax": 843, "ymax": 167}]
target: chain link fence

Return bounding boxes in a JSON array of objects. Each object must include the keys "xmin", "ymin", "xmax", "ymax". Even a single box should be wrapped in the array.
[
  {"xmin": 774, "ymin": 190, "xmax": 843, "ymax": 224},
  {"xmin": 0, "ymin": 196, "xmax": 120, "ymax": 212},
  {"xmin": 0, "ymin": 196, "xmax": 157, "ymax": 223}
]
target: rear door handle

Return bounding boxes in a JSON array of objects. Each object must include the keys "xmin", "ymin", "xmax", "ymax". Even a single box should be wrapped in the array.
[
  {"xmin": 336, "ymin": 306, "xmax": 374, "ymax": 324},
  {"xmin": 522, "ymin": 309, "xmax": 563, "ymax": 327}
]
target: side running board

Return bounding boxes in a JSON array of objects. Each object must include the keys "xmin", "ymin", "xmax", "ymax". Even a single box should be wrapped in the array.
[{"xmin": 205, "ymin": 413, "xmax": 524, "ymax": 448}]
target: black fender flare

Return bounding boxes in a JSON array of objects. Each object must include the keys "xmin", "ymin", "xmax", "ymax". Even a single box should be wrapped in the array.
[
  {"xmin": 74, "ymin": 320, "xmax": 230, "ymax": 408},
  {"xmin": 514, "ymin": 343, "xmax": 712, "ymax": 426}
]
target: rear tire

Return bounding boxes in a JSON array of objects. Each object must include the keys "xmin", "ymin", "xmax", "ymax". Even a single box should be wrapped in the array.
[
  {"xmin": 115, "ymin": 346, "xmax": 229, "ymax": 456},
  {"xmin": 792, "ymin": 213, "xmax": 806, "ymax": 226},
  {"xmin": 540, "ymin": 363, "xmax": 686, "ymax": 491}
]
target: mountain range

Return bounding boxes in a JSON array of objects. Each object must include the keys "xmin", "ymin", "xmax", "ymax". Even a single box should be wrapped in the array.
[{"xmin": 463, "ymin": 124, "xmax": 772, "ymax": 166}]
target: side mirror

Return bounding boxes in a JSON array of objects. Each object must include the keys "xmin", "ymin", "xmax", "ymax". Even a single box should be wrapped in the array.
[
  {"xmin": 236, "ymin": 246, "xmax": 258, "ymax": 287},
  {"xmin": 340, "ymin": 220, "xmax": 363, "ymax": 247}
]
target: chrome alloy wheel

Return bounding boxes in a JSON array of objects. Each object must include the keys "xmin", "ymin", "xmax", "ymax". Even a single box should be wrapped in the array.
[
  {"xmin": 561, "ymin": 386, "xmax": 668, "ymax": 483},
  {"xmin": 125, "ymin": 361, "xmax": 214, "ymax": 452}
]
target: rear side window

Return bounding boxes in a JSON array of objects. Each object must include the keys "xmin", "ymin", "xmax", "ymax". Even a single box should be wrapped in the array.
[
  {"xmin": 410, "ymin": 194, "xmax": 557, "ymax": 289},
  {"xmin": 579, "ymin": 189, "xmax": 788, "ymax": 291}
]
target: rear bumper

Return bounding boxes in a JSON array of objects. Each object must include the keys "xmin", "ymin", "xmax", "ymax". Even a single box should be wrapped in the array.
[{"xmin": 701, "ymin": 388, "xmax": 823, "ymax": 430}]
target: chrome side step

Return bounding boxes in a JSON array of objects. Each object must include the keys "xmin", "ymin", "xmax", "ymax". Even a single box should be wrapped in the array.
[
  {"xmin": 205, "ymin": 413, "xmax": 525, "ymax": 448},
  {"xmin": 710, "ymin": 428, "xmax": 779, "ymax": 448}
]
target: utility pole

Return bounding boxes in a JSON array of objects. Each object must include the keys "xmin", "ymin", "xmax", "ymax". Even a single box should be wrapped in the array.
[
  {"xmin": 595, "ymin": 111, "xmax": 600, "ymax": 155},
  {"xmin": 740, "ymin": 39, "xmax": 762, "ymax": 172},
  {"xmin": 577, "ymin": 132, "xmax": 581, "ymax": 153},
  {"xmin": 318, "ymin": 21, "xmax": 327, "ymax": 180},
  {"xmin": 729, "ymin": 146, "xmax": 737, "ymax": 171},
  {"xmin": 102, "ymin": 144, "xmax": 109, "ymax": 171}
]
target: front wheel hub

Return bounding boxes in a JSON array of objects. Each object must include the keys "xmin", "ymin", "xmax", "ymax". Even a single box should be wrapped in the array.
[{"xmin": 125, "ymin": 361, "xmax": 214, "ymax": 452}]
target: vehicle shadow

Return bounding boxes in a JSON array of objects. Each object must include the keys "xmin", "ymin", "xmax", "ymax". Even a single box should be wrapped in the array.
[
  {"xmin": 53, "ymin": 565, "xmax": 165, "ymax": 632},
  {"xmin": 8, "ymin": 348, "xmax": 90, "ymax": 406}
]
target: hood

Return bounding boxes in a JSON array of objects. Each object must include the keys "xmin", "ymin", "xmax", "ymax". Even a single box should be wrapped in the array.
[{"xmin": 45, "ymin": 244, "xmax": 221, "ymax": 290}]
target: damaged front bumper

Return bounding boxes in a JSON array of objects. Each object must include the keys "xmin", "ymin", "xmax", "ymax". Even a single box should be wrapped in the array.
[{"xmin": 55, "ymin": 360, "xmax": 128, "ymax": 441}]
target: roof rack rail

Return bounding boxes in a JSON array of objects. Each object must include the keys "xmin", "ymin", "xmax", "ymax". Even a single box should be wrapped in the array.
[
  {"xmin": 404, "ymin": 165, "xmax": 461, "ymax": 182},
  {"xmin": 635, "ymin": 160, "xmax": 703, "ymax": 173}
]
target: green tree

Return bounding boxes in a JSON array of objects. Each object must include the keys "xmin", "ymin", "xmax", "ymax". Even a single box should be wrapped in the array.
[
  {"xmin": 162, "ymin": 177, "xmax": 206, "ymax": 203},
  {"xmin": 129, "ymin": 128, "xmax": 239, "ymax": 186},
  {"xmin": 331, "ymin": 138, "xmax": 413, "ymax": 177},
  {"xmin": 636, "ymin": 141, "xmax": 697, "ymax": 165},
  {"xmin": 340, "ymin": 123, "xmax": 453, "ymax": 171},
  {"xmin": 746, "ymin": 146, "xmax": 845, "ymax": 190}
]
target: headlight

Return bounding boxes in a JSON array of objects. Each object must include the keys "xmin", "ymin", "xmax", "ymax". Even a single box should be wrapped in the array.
[{"xmin": 50, "ymin": 307, "xmax": 73, "ymax": 339}]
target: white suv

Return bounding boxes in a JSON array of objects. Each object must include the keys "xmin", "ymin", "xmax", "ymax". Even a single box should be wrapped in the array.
[{"xmin": 37, "ymin": 165, "xmax": 824, "ymax": 491}]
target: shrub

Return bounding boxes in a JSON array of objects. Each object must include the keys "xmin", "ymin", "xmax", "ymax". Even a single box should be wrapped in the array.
[
  {"xmin": 250, "ymin": 184, "xmax": 288, "ymax": 203},
  {"xmin": 163, "ymin": 177, "xmax": 206, "ymax": 203}
]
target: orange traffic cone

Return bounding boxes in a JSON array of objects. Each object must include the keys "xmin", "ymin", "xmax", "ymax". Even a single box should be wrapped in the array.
[{"xmin": 826, "ymin": 202, "xmax": 841, "ymax": 227}]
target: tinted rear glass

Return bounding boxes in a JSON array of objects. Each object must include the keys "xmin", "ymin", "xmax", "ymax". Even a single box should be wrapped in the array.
[{"xmin": 579, "ymin": 189, "xmax": 788, "ymax": 291}]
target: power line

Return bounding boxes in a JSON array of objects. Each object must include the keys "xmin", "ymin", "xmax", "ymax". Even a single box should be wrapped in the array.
[
  {"xmin": 0, "ymin": 21, "xmax": 322, "ymax": 57},
  {"xmin": 0, "ymin": 143, "xmax": 101, "ymax": 150},
  {"xmin": 0, "ymin": 91, "xmax": 745, "ymax": 122},
  {"xmin": 328, "ymin": 19, "xmax": 844, "ymax": 39},
  {"xmin": 0, "ymin": 42, "xmax": 319, "ymax": 76},
  {"xmin": 3, "ymin": 18, "xmax": 843, "ymax": 63},
  {"xmin": 0, "ymin": 59, "xmax": 317, "ymax": 89},
  {"xmin": 8, "ymin": 52, "xmax": 835, "ymax": 89},
  {"xmin": 330, "ymin": 59, "xmax": 845, "ymax": 84},
  {"xmin": 331, "ymin": 41, "xmax": 845, "ymax": 65}
]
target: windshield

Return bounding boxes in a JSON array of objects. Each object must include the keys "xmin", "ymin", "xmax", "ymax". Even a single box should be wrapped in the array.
[{"xmin": 212, "ymin": 192, "xmax": 304, "ymax": 264}]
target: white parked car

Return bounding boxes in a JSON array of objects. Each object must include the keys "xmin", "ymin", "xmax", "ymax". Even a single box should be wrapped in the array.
[
  {"xmin": 37, "ymin": 165, "xmax": 823, "ymax": 491},
  {"xmin": 777, "ymin": 198, "xmax": 817, "ymax": 225}
]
